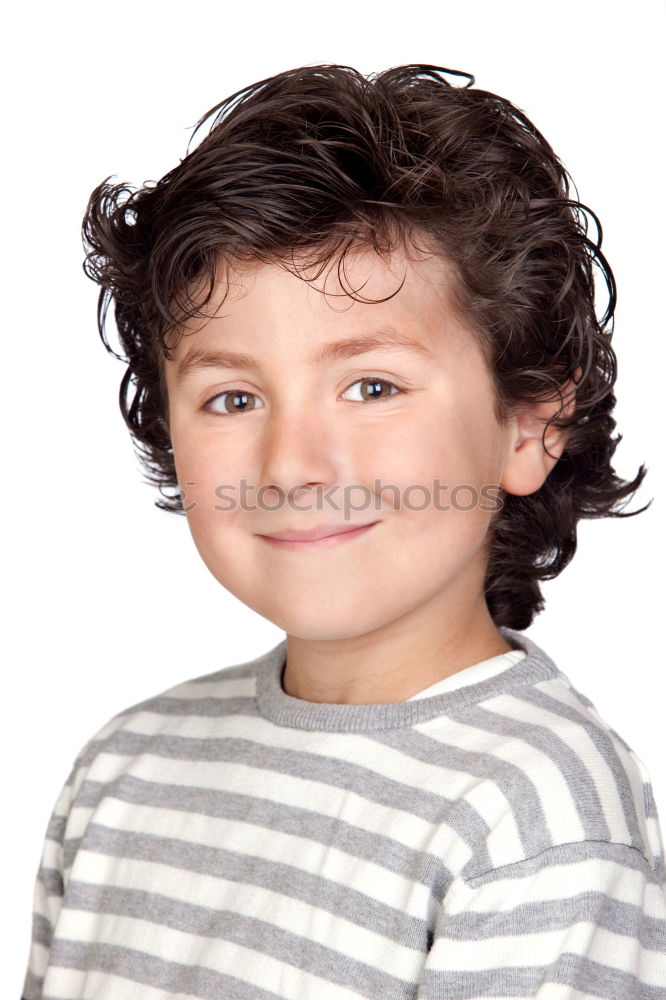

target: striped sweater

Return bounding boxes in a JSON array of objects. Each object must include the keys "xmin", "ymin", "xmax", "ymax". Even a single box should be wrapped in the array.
[{"xmin": 22, "ymin": 626, "xmax": 666, "ymax": 999}]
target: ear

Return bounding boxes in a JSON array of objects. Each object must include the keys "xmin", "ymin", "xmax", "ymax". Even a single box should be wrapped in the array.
[{"xmin": 500, "ymin": 368, "xmax": 582, "ymax": 497}]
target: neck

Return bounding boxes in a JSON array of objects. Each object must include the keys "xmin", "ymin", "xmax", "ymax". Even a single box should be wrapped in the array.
[{"xmin": 282, "ymin": 594, "xmax": 511, "ymax": 705}]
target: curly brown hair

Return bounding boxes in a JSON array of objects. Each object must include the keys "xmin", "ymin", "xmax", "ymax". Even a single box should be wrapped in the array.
[{"xmin": 81, "ymin": 62, "xmax": 650, "ymax": 631}]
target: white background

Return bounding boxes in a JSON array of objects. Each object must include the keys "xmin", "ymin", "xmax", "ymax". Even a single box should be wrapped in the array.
[{"xmin": 4, "ymin": 0, "xmax": 664, "ymax": 993}]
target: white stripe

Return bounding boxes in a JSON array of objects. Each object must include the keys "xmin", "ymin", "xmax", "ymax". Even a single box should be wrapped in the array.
[
  {"xmin": 63, "ymin": 802, "xmax": 96, "ymax": 841},
  {"xmin": 24, "ymin": 939, "xmax": 49, "ymax": 981},
  {"xmin": 40, "ymin": 836, "xmax": 64, "ymax": 870},
  {"xmin": 406, "ymin": 650, "xmax": 526, "ymax": 699},
  {"xmin": 31, "ymin": 890, "xmax": 51, "ymax": 924}
]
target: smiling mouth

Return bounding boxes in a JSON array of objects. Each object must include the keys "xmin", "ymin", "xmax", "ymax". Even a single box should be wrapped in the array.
[{"xmin": 258, "ymin": 522, "xmax": 379, "ymax": 548}]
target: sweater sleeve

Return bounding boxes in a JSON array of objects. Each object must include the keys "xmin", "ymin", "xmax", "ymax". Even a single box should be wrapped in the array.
[
  {"xmin": 416, "ymin": 839, "xmax": 666, "ymax": 1000},
  {"xmin": 20, "ymin": 764, "xmax": 78, "ymax": 1000}
]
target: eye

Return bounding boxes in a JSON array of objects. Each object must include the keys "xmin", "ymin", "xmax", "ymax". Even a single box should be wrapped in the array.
[
  {"xmin": 203, "ymin": 389, "xmax": 265, "ymax": 416},
  {"xmin": 341, "ymin": 376, "xmax": 403, "ymax": 402}
]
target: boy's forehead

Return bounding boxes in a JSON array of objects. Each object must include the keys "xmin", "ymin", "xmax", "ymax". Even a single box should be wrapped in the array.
[
  {"xmin": 224, "ymin": 242, "xmax": 454, "ymax": 304},
  {"xmin": 167, "ymin": 243, "xmax": 469, "ymax": 359}
]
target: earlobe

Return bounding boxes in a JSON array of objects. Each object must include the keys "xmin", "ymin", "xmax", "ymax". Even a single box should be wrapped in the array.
[{"xmin": 500, "ymin": 370, "xmax": 581, "ymax": 498}]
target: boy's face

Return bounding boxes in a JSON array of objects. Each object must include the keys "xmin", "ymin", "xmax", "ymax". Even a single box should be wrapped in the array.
[{"xmin": 164, "ymin": 245, "xmax": 517, "ymax": 641}]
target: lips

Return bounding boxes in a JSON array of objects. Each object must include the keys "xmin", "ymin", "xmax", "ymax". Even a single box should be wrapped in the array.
[{"xmin": 261, "ymin": 522, "xmax": 378, "ymax": 542}]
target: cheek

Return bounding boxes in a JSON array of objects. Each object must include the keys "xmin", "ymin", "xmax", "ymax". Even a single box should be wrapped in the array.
[
  {"xmin": 365, "ymin": 406, "xmax": 496, "ymax": 494},
  {"xmin": 368, "ymin": 407, "xmax": 501, "ymax": 545},
  {"xmin": 171, "ymin": 423, "xmax": 250, "ymax": 514}
]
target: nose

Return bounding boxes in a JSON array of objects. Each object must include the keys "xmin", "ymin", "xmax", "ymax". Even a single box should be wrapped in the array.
[{"xmin": 258, "ymin": 397, "xmax": 340, "ymax": 506}]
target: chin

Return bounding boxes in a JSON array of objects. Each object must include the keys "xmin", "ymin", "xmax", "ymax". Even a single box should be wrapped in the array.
[{"xmin": 259, "ymin": 601, "xmax": 389, "ymax": 642}]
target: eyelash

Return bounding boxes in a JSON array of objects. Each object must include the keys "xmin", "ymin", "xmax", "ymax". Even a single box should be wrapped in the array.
[{"xmin": 202, "ymin": 375, "xmax": 404, "ymax": 416}]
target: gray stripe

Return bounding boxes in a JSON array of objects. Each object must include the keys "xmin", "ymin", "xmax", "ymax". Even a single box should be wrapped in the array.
[
  {"xmin": 38, "ymin": 865, "xmax": 64, "ymax": 897},
  {"xmin": 30, "ymin": 912, "xmax": 54, "ymax": 950},
  {"xmin": 645, "ymin": 781, "xmax": 663, "ymax": 824},
  {"xmin": 79, "ymin": 821, "xmax": 433, "ymax": 948},
  {"xmin": 76, "ymin": 737, "xmax": 112, "ymax": 769},
  {"xmin": 21, "ymin": 970, "xmax": 42, "ymax": 1000},
  {"xmin": 121, "ymin": 693, "xmax": 259, "ymax": 719},
  {"xmin": 46, "ymin": 813, "xmax": 67, "ymax": 843}
]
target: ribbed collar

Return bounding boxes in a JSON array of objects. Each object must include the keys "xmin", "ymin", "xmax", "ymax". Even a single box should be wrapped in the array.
[{"xmin": 255, "ymin": 627, "xmax": 559, "ymax": 732}]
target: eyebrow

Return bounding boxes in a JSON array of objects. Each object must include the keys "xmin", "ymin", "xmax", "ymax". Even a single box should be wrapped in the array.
[{"xmin": 174, "ymin": 327, "xmax": 434, "ymax": 383}]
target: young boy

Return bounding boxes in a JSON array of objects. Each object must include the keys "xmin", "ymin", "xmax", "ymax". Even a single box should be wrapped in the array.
[{"xmin": 22, "ymin": 63, "xmax": 666, "ymax": 999}]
